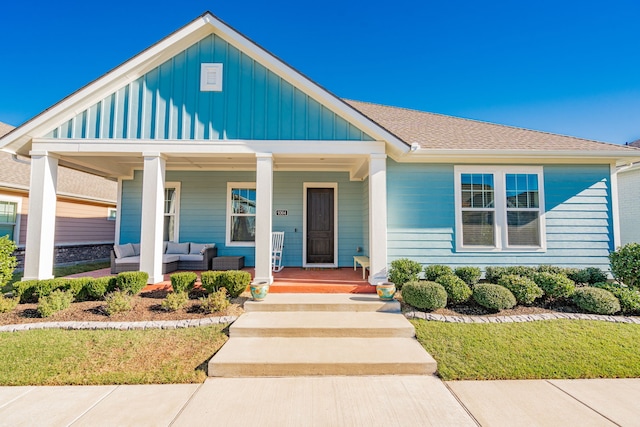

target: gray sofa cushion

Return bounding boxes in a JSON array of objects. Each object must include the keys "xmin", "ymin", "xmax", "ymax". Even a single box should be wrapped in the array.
[
  {"xmin": 166, "ymin": 242, "xmax": 189, "ymax": 254},
  {"xmin": 114, "ymin": 243, "xmax": 135, "ymax": 259},
  {"xmin": 178, "ymin": 254, "xmax": 205, "ymax": 262},
  {"xmin": 163, "ymin": 254, "xmax": 180, "ymax": 263},
  {"xmin": 131, "ymin": 243, "xmax": 140, "ymax": 256},
  {"xmin": 114, "ymin": 255, "xmax": 139, "ymax": 265}
]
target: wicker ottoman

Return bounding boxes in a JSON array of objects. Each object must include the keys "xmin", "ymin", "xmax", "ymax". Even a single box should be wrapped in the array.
[{"xmin": 210, "ymin": 256, "xmax": 245, "ymax": 270}]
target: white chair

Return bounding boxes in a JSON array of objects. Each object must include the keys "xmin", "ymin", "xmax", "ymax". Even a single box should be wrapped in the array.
[{"xmin": 272, "ymin": 231, "xmax": 284, "ymax": 272}]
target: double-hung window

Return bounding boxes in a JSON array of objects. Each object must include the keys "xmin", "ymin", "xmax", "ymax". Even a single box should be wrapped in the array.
[
  {"xmin": 164, "ymin": 183, "xmax": 181, "ymax": 242},
  {"xmin": 454, "ymin": 166, "xmax": 545, "ymax": 251},
  {"xmin": 226, "ymin": 183, "xmax": 256, "ymax": 246},
  {"xmin": 0, "ymin": 197, "xmax": 20, "ymax": 243}
]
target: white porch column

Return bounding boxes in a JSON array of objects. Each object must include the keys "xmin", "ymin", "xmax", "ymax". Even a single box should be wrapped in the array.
[
  {"xmin": 23, "ymin": 152, "xmax": 58, "ymax": 281},
  {"xmin": 139, "ymin": 154, "xmax": 166, "ymax": 284},
  {"xmin": 368, "ymin": 153, "xmax": 388, "ymax": 285},
  {"xmin": 254, "ymin": 153, "xmax": 274, "ymax": 285}
]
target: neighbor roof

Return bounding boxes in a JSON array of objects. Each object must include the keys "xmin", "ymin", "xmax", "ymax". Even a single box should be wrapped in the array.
[
  {"xmin": 629, "ymin": 139, "xmax": 640, "ymax": 148},
  {"xmin": 346, "ymin": 100, "xmax": 639, "ymax": 153},
  {"xmin": 0, "ymin": 123, "xmax": 117, "ymax": 203}
]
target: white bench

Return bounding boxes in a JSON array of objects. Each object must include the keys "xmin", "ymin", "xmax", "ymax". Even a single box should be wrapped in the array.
[{"xmin": 353, "ymin": 256, "xmax": 370, "ymax": 280}]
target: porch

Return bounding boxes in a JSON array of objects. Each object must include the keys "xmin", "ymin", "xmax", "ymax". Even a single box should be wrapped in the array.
[{"xmin": 68, "ymin": 267, "xmax": 375, "ymax": 294}]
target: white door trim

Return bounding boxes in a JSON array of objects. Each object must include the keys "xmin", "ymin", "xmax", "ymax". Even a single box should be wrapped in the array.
[{"xmin": 303, "ymin": 182, "xmax": 338, "ymax": 268}]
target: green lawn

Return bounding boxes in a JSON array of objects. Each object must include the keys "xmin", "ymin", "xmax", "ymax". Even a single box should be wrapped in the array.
[
  {"xmin": 412, "ymin": 319, "xmax": 640, "ymax": 380},
  {"xmin": 0, "ymin": 325, "xmax": 227, "ymax": 385}
]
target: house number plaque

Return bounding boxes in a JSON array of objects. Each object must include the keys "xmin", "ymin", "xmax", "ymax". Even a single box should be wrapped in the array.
[{"xmin": 276, "ymin": 210, "xmax": 288, "ymax": 216}]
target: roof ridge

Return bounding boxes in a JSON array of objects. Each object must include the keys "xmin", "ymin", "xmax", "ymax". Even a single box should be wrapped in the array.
[{"xmin": 344, "ymin": 99, "xmax": 636, "ymax": 150}]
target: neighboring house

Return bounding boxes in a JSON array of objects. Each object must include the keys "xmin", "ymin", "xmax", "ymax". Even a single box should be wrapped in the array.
[
  {"xmin": 0, "ymin": 122, "xmax": 116, "ymax": 268},
  {"xmin": 617, "ymin": 138, "xmax": 640, "ymax": 246},
  {"xmin": 1, "ymin": 12, "xmax": 639, "ymax": 284}
]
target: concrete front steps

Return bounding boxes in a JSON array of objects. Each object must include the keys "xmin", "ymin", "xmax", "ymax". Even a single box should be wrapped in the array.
[{"xmin": 208, "ymin": 293, "xmax": 437, "ymax": 377}]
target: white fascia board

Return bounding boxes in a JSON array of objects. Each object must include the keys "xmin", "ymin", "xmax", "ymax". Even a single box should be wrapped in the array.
[
  {"xmin": 393, "ymin": 149, "xmax": 640, "ymax": 166},
  {"xmin": 32, "ymin": 139, "xmax": 386, "ymax": 156},
  {"xmin": 0, "ymin": 16, "xmax": 213, "ymax": 154}
]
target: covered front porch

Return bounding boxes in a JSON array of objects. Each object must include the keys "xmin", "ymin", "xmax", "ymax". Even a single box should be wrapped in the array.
[{"xmin": 23, "ymin": 147, "xmax": 390, "ymax": 286}]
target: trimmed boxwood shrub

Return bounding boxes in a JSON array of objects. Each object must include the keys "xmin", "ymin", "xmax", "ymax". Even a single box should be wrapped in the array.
[
  {"xmin": 221, "ymin": 271, "xmax": 251, "ymax": 298},
  {"xmin": 609, "ymin": 243, "xmax": 640, "ymax": 289},
  {"xmin": 388, "ymin": 258, "xmax": 422, "ymax": 289},
  {"xmin": 13, "ymin": 280, "xmax": 40, "ymax": 303},
  {"xmin": 402, "ymin": 281, "xmax": 447, "ymax": 311},
  {"xmin": 485, "ymin": 266, "xmax": 537, "ymax": 283},
  {"xmin": 0, "ymin": 236, "xmax": 17, "ymax": 290},
  {"xmin": 567, "ymin": 267, "xmax": 608, "ymax": 285},
  {"xmin": 200, "ymin": 271, "xmax": 224, "ymax": 293},
  {"xmin": 37, "ymin": 289, "xmax": 74, "ymax": 318},
  {"xmin": 85, "ymin": 277, "xmax": 117, "ymax": 300},
  {"xmin": 454, "ymin": 266, "xmax": 481, "ymax": 286},
  {"xmin": 423, "ymin": 265, "xmax": 453, "ymax": 282},
  {"xmin": 573, "ymin": 287, "xmax": 620, "ymax": 315},
  {"xmin": 67, "ymin": 278, "xmax": 92, "ymax": 301},
  {"xmin": 170, "ymin": 272, "xmax": 198, "ymax": 294},
  {"xmin": 473, "ymin": 284, "xmax": 516, "ymax": 311},
  {"xmin": 497, "ymin": 274, "xmax": 543, "ymax": 305},
  {"xmin": 435, "ymin": 274, "xmax": 472, "ymax": 304},
  {"xmin": 116, "ymin": 271, "xmax": 148, "ymax": 295},
  {"xmin": 592, "ymin": 283, "xmax": 640, "ymax": 315},
  {"xmin": 533, "ymin": 272, "xmax": 576, "ymax": 299}
]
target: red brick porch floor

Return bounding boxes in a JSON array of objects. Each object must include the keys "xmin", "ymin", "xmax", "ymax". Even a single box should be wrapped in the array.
[{"xmin": 66, "ymin": 267, "xmax": 375, "ymax": 293}]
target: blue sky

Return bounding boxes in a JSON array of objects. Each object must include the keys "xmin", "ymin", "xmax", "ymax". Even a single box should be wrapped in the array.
[{"xmin": 1, "ymin": 0, "xmax": 639, "ymax": 144}]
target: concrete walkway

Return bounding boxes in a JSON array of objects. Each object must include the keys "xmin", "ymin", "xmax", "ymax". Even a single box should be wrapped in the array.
[{"xmin": 1, "ymin": 377, "xmax": 639, "ymax": 426}]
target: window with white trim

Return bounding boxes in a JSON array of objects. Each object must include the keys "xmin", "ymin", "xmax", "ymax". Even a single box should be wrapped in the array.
[
  {"xmin": 107, "ymin": 207, "xmax": 117, "ymax": 221},
  {"xmin": 0, "ymin": 196, "xmax": 21, "ymax": 243},
  {"xmin": 164, "ymin": 183, "xmax": 181, "ymax": 242},
  {"xmin": 226, "ymin": 183, "xmax": 256, "ymax": 246},
  {"xmin": 454, "ymin": 166, "xmax": 545, "ymax": 251}
]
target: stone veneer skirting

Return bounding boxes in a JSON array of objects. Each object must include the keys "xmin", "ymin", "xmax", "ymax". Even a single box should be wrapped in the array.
[{"xmin": 14, "ymin": 243, "xmax": 113, "ymax": 269}]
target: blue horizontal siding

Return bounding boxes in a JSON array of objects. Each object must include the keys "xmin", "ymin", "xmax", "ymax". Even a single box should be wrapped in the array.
[
  {"xmin": 386, "ymin": 161, "xmax": 613, "ymax": 271},
  {"xmin": 119, "ymin": 170, "xmax": 365, "ymax": 268},
  {"xmin": 48, "ymin": 34, "xmax": 372, "ymax": 142}
]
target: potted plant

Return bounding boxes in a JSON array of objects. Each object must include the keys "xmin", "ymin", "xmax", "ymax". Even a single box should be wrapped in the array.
[
  {"xmin": 376, "ymin": 281, "xmax": 396, "ymax": 301},
  {"xmin": 250, "ymin": 281, "xmax": 269, "ymax": 301}
]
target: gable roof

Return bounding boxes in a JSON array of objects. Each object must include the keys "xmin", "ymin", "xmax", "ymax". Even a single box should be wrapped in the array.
[
  {"xmin": 346, "ymin": 100, "xmax": 638, "ymax": 154},
  {"xmin": 0, "ymin": 12, "xmax": 406, "ymax": 157},
  {"xmin": 0, "ymin": 123, "xmax": 116, "ymax": 203},
  {"xmin": 629, "ymin": 139, "xmax": 640, "ymax": 148}
]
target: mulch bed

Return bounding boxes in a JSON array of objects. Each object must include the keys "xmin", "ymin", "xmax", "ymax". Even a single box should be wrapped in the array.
[{"xmin": 0, "ymin": 289, "xmax": 246, "ymax": 326}]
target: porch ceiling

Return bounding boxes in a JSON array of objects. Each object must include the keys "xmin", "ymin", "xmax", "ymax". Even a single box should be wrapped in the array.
[{"xmin": 56, "ymin": 153, "xmax": 371, "ymax": 181}]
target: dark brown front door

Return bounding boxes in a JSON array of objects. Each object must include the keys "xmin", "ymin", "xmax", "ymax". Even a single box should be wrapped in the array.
[{"xmin": 307, "ymin": 188, "xmax": 334, "ymax": 264}]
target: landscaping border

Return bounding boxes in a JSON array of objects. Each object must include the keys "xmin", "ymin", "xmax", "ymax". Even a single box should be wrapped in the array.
[
  {"xmin": 405, "ymin": 310, "xmax": 640, "ymax": 324},
  {"xmin": 0, "ymin": 315, "xmax": 238, "ymax": 333}
]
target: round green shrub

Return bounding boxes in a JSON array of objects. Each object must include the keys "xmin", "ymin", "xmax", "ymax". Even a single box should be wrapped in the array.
[
  {"xmin": 37, "ymin": 289, "xmax": 74, "ymax": 318},
  {"xmin": 591, "ymin": 283, "xmax": 640, "ymax": 315},
  {"xmin": 104, "ymin": 290, "xmax": 133, "ymax": 315},
  {"xmin": 568, "ymin": 267, "xmax": 608, "ymax": 285},
  {"xmin": 573, "ymin": 287, "xmax": 620, "ymax": 315},
  {"xmin": 170, "ymin": 272, "xmax": 198, "ymax": 293},
  {"xmin": 199, "ymin": 288, "xmax": 230, "ymax": 314},
  {"xmin": 116, "ymin": 271, "xmax": 148, "ymax": 295},
  {"xmin": 533, "ymin": 272, "xmax": 576, "ymax": 299},
  {"xmin": 454, "ymin": 266, "xmax": 481, "ymax": 286},
  {"xmin": 473, "ymin": 284, "xmax": 516, "ymax": 311},
  {"xmin": 85, "ymin": 277, "xmax": 117, "ymax": 300},
  {"xmin": 609, "ymin": 243, "xmax": 640, "ymax": 289},
  {"xmin": 435, "ymin": 274, "xmax": 472, "ymax": 304},
  {"xmin": 0, "ymin": 295, "xmax": 18, "ymax": 313},
  {"xmin": 200, "ymin": 271, "xmax": 225, "ymax": 293},
  {"xmin": 401, "ymin": 281, "xmax": 447, "ymax": 311},
  {"xmin": 423, "ymin": 265, "xmax": 453, "ymax": 282},
  {"xmin": 497, "ymin": 274, "xmax": 543, "ymax": 305},
  {"xmin": 388, "ymin": 258, "xmax": 422, "ymax": 289},
  {"xmin": 485, "ymin": 266, "xmax": 537, "ymax": 283}
]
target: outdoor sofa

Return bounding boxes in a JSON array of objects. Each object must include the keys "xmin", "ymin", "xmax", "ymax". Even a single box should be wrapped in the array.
[{"xmin": 110, "ymin": 242, "xmax": 217, "ymax": 274}]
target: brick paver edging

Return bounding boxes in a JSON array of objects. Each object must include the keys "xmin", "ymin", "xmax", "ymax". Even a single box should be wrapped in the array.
[
  {"xmin": 404, "ymin": 310, "xmax": 640, "ymax": 324},
  {"xmin": 0, "ymin": 315, "xmax": 238, "ymax": 333}
]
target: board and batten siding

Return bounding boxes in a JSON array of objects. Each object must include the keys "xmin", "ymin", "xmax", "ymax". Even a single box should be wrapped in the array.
[
  {"xmin": 617, "ymin": 167, "xmax": 640, "ymax": 246},
  {"xmin": 119, "ymin": 170, "xmax": 365, "ymax": 267},
  {"xmin": 46, "ymin": 34, "xmax": 372, "ymax": 142},
  {"xmin": 387, "ymin": 161, "xmax": 614, "ymax": 271}
]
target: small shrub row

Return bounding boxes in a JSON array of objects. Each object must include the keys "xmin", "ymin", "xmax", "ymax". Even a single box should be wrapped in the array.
[
  {"xmin": 201, "ymin": 270, "xmax": 251, "ymax": 298},
  {"xmin": 12, "ymin": 272, "xmax": 144, "ymax": 303},
  {"xmin": 389, "ymin": 260, "xmax": 482, "ymax": 289}
]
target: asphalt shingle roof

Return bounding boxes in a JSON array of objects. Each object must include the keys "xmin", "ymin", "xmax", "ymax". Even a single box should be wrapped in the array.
[
  {"xmin": 346, "ymin": 100, "xmax": 638, "ymax": 152},
  {"xmin": 0, "ymin": 123, "xmax": 116, "ymax": 202}
]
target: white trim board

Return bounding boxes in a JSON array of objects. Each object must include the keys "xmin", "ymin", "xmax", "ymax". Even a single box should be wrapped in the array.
[{"xmin": 302, "ymin": 182, "xmax": 338, "ymax": 268}]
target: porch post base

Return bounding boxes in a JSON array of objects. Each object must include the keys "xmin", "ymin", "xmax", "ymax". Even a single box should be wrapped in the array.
[{"xmin": 252, "ymin": 276, "xmax": 274, "ymax": 285}]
